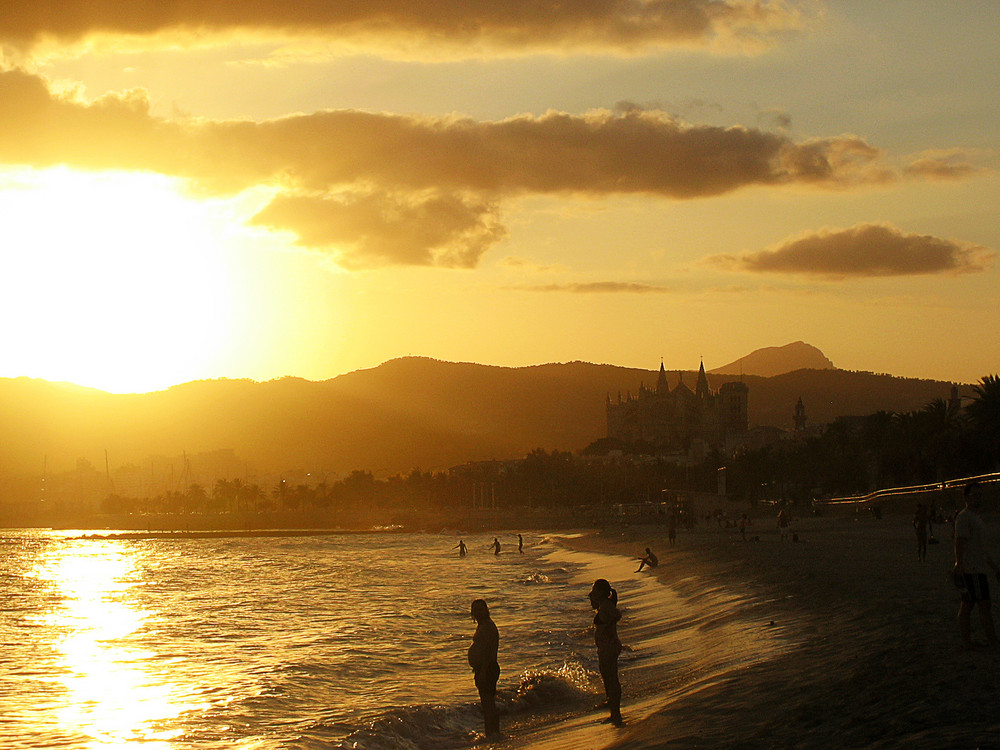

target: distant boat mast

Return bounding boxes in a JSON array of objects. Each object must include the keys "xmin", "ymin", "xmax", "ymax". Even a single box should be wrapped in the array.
[{"xmin": 105, "ymin": 449, "xmax": 114, "ymax": 495}]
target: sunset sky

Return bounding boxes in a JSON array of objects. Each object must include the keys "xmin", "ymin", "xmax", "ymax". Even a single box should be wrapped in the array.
[{"xmin": 0, "ymin": 1, "xmax": 996, "ymax": 393}]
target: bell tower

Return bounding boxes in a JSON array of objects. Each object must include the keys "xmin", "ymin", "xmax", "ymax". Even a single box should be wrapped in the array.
[{"xmin": 793, "ymin": 397, "xmax": 807, "ymax": 431}]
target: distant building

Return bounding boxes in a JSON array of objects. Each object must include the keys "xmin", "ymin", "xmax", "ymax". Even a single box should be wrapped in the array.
[
  {"xmin": 606, "ymin": 362, "xmax": 749, "ymax": 454},
  {"xmin": 793, "ymin": 397, "xmax": 808, "ymax": 431}
]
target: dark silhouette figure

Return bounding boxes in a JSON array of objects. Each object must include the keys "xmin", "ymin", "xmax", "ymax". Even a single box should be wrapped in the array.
[
  {"xmin": 588, "ymin": 578, "xmax": 624, "ymax": 726},
  {"xmin": 777, "ymin": 509, "xmax": 790, "ymax": 542},
  {"xmin": 453, "ymin": 539, "xmax": 467, "ymax": 557},
  {"xmin": 912, "ymin": 504, "xmax": 928, "ymax": 561},
  {"xmin": 667, "ymin": 513, "xmax": 677, "ymax": 546},
  {"xmin": 635, "ymin": 547, "xmax": 658, "ymax": 572},
  {"xmin": 491, "ymin": 537, "xmax": 501, "ymax": 556},
  {"xmin": 518, "ymin": 533, "xmax": 524, "ymax": 553},
  {"xmin": 738, "ymin": 513, "xmax": 751, "ymax": 541},
  {"xmin": 953, "ymin": 481, "xmax": 1000, "ymax": 649},
  {"xmin": 468, "ymin": 599, "xmax": 501, "ymax": 739}
]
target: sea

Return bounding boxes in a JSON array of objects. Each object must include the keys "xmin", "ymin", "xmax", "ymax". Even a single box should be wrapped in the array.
[
  {"xmin": 0, "ymin": 527, "xmax": 794, "ymax": 749},
  {"xmin": 0, "ymin": 528, "xmax": 618, "ymax": 749}
]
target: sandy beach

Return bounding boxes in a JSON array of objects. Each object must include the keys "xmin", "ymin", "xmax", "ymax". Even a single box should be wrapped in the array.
[{"xmin": 503, "ymin": 509, "xmax": 1000, "ymax": 750}]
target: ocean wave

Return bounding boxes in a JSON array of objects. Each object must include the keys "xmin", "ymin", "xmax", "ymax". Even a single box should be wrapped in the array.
[
  {"xmin": 295, "ymin": 662, "xmax": 598, "ymax": 749},
  {"xmin": 506, "ymin": 662, "xmax": 594, "ymax": 710},
  {"xmin": 517, "ymin": 571, "xmax": 551, "ymax": 585},
  {"xmin": 330, "ymin": 702, "xmax": 480, "ymax": 750}
]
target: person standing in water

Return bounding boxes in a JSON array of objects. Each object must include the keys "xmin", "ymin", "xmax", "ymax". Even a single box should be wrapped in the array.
[
  {"xmin": 518, "ymin": 533, "xmax": 524, "ymax": 553},
  {"xmin": 453, "ymin": 539, "xmax": 467, "ymax": 557},
  {"xmin": 588, "ymin": 578, "xmax": 624, "ymax": 726},
  {"xmin": 491, "ymin": 537, "xmax": 501, "ymax": 555},
  {"xmin": 468, "ymin": 599, "xmax": 501, "ymax": 739}
]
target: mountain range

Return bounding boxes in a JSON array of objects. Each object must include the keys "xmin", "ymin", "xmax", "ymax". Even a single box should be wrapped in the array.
[{"xmin": 0, "ymin": 343, "xmax": 964, "ymax": 479}]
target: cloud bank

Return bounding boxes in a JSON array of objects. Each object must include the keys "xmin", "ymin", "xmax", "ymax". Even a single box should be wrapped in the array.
[
  {"xmin": 521, "ymin": 281, "xmax": 673, "ymax": 293},
  {"xmin": 0, "ymin": 68, "xmax": 969, "ymax": 269},
  {"xmin": 1, "ymin": 0, "xmax": 803, "ymax": 58},
  {"xmin": 709, "ymin": 223, "xmax": 995, "ymax": 278}
]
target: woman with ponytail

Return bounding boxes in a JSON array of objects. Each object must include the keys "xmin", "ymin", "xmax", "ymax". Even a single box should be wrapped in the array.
[{"xmin": 588, "ymin": 578, "xmax": 624, "ymax": 726}]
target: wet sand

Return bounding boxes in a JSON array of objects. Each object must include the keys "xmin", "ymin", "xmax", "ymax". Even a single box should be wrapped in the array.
[{"xmin": 507, "ymin": 511, "xmax": 1000, "ymax": 749}]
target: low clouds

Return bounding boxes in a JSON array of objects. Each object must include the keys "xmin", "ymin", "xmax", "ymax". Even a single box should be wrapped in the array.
[
  {"xmin": 903, "ymin": 149, "xmax": 987, "ymax": 181},
  {"xmin": 710, "ymin": 224, "xmax": 995, "ymax": 278},
  {"xmin": 1, "ymin": 0, "xmax": 803, "ymax": 59},
  {"xmin": 0, "ymin": 68, "xmax": 977, "ymax": 269},
  {"xmin": 522, "ymin": 281, "xmax": 673, "ymax": 293},
  {"xmin": 250, "ymin": 191, "xmax": 505, "ymax": 269}
]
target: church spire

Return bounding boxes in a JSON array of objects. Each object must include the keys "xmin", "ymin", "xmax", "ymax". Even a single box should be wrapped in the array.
[
  {"xmin": 696, "ymin": 360, "xmax": 709, "ymax": 399},
  {"xmin": 656, "ymin": 361, "xmax": 669, "ymax": 393}
]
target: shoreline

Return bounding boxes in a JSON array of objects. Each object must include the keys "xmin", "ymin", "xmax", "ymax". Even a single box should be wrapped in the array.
[{"xmin": 511, "ymin": 512, "xmax": 1000, "ymax": 749}]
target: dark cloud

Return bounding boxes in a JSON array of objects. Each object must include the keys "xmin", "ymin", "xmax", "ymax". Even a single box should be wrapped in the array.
[
  {"xmin": 249, "ymin": 191, "xmax": 505, "ymax": 268},
  {"xmin": 708, "ymin": 223, "xmax": 995, "ymax": 278},
  {"xmin": 0, "ymin": 68, "xmax": 936, "ymax": 269},
  {"xmin": 0, "ymin": 0, "xmax": 804, "ymax": 58},
  {"xmin": 521, "ymin": 281, "xmax": 672, "ymax": 293}
]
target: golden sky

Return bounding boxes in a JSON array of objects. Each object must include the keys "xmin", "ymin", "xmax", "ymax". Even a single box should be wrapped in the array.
[{"xmin": 0, "ymin": 1, "xmax": 996, "ymax": 392}]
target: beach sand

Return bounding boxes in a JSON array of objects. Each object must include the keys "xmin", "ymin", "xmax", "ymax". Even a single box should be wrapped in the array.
[{"xmin": 501, "ymin": 510, "xmax": 1000, "ymax": 749}]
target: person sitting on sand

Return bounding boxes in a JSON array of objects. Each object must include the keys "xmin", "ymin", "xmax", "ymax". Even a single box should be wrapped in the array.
[
  {"xmin": 635, "ymin": 547, "xmax": 658, "ymax": 572},
  {"xmin": 453, "ymin": 539, "xmax": 467, "ymax": 557},
  {"xmin": 953, "ymin": 481, "xmax": 1000, "ymax": 649},
  {"xmin": 468, "ymin": 599, "xmax": 501, "ymax": 739},
  {"xmin": 588, "ymin": 578, "xmax": 624, "ymax": 727}
]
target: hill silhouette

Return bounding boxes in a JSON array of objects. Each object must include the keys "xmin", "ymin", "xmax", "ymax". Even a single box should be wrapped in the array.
[
  {"xmin": 711, "ymin": 341, "xmax": 835, "ymax": 377},
  {"xmin": 0, "ymin": 355, "xmax": 964, "ymax": 479}
]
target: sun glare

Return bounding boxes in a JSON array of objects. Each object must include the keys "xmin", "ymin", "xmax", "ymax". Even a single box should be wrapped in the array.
[
  {"xmin": 32, "ymin": 541, "xmax": 198, "ymax": 747},
  {"xmin": 0, "ymin": 168, "xmax": 246, "ymax": 393}
]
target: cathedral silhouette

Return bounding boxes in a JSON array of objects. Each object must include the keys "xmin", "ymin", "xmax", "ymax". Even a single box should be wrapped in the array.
[{"xmin": 607, "ymin": 362, "xmax": 748, "ymax": 454}]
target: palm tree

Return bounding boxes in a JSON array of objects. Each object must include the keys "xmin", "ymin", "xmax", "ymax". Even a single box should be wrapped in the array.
[
  {"xmin": 186, "ymin": 483, "xmax": 208, "ymax": 513},
  {"xmin": 966, "ymin": 374, "xmax": 1000, "ymax": 470},
  {"xmin": 915, "ymin": 398, "xmax": 965, "ymax": 482}
]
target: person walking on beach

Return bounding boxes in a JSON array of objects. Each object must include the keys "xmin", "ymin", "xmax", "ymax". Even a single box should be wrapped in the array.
[
  {"xmin": 738, "ymin": 513, "xmax": 751, "ymax": 541},
  {"xmin": 777, "ymin": 509, "xmax": 790, "ymax": 542},
  {"xmin": 468, "ymin": 599, "xmax": 501, "ymax": 739},
  {"xmin": 490, "ymin": 537, "xmax": 501, "ymax": 556},
  {"xmin": 635, "ymin": 547, "xmax": 658, "ymax": 572},
  {"xmin": 953, "ymin": 481, "xmax": 1000, "ymax": 649},
  {"xmin": 453, "ymin": 539, "xmax": 467, "ymax": 557},
  {"xmin": 667, "ymin": 512, "xmax": 677, "ymax": 546},
  {"xmin": 588, "ymin": 578, "xmax": 624, "ymax": 727},
  {"xmin": 912, "ymin": 504, "xmax": 928, "ymax": 561}
]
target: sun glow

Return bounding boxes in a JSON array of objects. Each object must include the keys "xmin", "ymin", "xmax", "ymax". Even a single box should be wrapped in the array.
[
  {"xmin": 0, "ymin": 167, "xmax": 248, "ymax": 393},
  {"xmin": 32, "ymin": 541, "xmax": 200, "ymax": 748}
]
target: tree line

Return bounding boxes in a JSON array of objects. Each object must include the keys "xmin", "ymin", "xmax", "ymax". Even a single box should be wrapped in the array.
[
  {"xmin": 101, "ymin": 375, "xmax": 1000, "ymax": 518},
  {"xmin": 726, "ymin": 375, "xmax": 1000, "ymax": 504}
]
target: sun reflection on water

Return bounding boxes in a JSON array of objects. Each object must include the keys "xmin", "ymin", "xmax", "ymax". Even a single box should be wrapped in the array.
[{"xmin": 33, "ymin": 540, "xmax": 200, "ymax": 748}]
